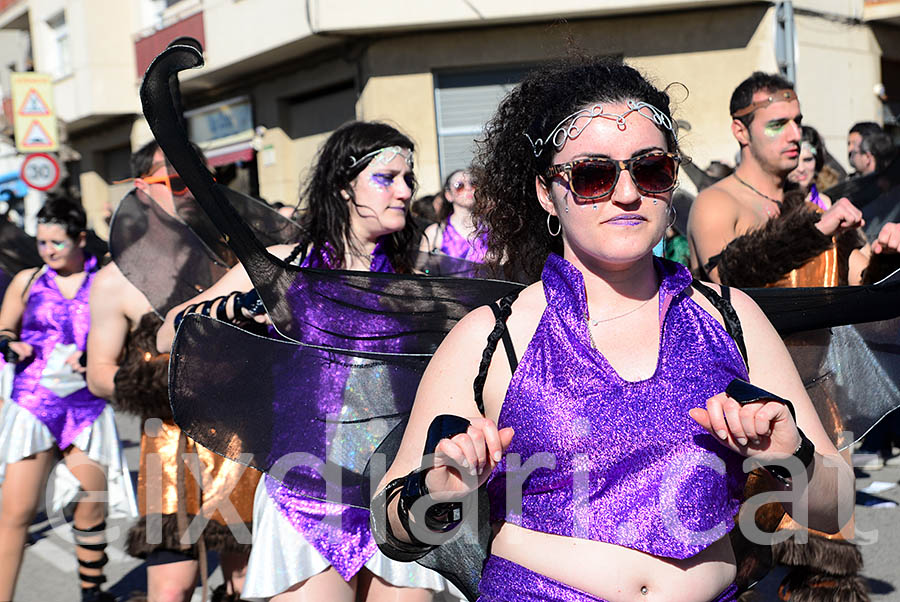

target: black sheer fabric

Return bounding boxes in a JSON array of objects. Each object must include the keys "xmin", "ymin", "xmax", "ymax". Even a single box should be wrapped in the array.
[
  {"xmin": 109, "ymin": 184, "xmax": 302, "ymax": 316},
  {"xmin": 0, "ymin": 218, "xmax": 41, "ymax": 277},
  {"xmin": 143, "ymin": 41, "xmax": 900, "ymax": 601},
  {"xmin": 825, "ymin": 153, "xmax": 900, "ymax": 240},
  {"xmin": 109, "ymin": 188, "xmax": 229, "ymax": 315}
]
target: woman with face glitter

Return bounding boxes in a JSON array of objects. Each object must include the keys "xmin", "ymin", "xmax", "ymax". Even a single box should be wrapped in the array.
[
  {"xmin": 376, "ymin": 57, "xmax": 853, "ymax": 601},
  {"xmin": 787, "ymin": 126, "xmax": 833, "ymax": 210},
  {"xmin": 158, "ymin": 121, "xmax": 451, "ymax": 602},
  {"xmin": 0, "ymin": 197, "xmax": 135, "ymax": 602},
  {"xmin": 420, "ymin": 169, "xmax": 489, "ymax": 263}
]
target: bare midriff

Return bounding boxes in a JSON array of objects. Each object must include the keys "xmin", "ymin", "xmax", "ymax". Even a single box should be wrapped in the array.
[{"xmin": 490, "ymin": 522, "xmax": 737, "ymax": 602}]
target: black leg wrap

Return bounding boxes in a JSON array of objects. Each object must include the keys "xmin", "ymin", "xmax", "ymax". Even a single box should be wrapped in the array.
[{"xmin": 78, "ymin": 554, "xmax": 109, "ymax": 569}]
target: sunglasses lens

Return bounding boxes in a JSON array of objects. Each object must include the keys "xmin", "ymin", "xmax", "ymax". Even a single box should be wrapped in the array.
[
  {"xmin": 570, "ymin": 161, "xmax": 617, "ymax": 199},
  {"xmin": 631, "ymin": 155, "xmax": 677, "ymax": 193},
  {"xmin": 169, "ymin": 176, "xmax": 188, "ymax": 195}
]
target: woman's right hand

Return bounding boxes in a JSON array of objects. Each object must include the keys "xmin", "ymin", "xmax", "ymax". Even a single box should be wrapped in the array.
[
  {"xmin": 425, "ymin": 417, "xmax": 514, "ymax": 497},
  {"xmin": 8, "ymin": 341, "xmax": 33, "ymax": 361}
]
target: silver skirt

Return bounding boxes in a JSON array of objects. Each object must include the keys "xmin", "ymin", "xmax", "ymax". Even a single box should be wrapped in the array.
[{"xmin": 242, "ymin": 478, "xmax": 463, "ymax": 600}]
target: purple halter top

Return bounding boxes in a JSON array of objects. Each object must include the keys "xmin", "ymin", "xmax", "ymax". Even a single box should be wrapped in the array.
[
  {"xmin": 439, "ymin": 219, "xmax": 488, "ymax": 263},
  {"xmin": 10, "ymin": 255, "xmax": 107, "ymax": 450},
  {"xmin": 486, "ymin": 254, "xmax": 749, "ymax": 559},
  {"xmin": 265, "ymin": 240, "xmax": 394, "ymax": 580}
]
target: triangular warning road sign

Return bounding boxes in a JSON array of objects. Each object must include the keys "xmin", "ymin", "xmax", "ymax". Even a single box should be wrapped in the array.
[
  {"xmin": 22, "ymin": 120, "xmax": 53, "ymax": 148},
  {"xmin": 17, "ymin": 88, "xmax": 50, "ymax": 116}
]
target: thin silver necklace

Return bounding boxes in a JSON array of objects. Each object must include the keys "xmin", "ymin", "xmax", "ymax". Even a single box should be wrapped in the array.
[{"xmin": 585, "ymin": 296, "xmax": 654, "ymax": 327}]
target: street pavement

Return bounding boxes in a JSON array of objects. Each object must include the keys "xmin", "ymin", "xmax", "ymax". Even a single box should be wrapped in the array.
[{"xmin": 5, "ymin": 411, "xmax": 900, "ymax": 601}]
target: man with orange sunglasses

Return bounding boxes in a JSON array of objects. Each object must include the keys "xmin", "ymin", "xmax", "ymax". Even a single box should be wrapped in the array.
[{"xmin": 87, "ymin": 140, "xmax": 258, "ymax": 602}]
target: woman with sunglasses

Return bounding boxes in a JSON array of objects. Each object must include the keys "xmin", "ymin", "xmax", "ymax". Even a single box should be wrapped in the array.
[
  {"xmin": 420, "ymin": 169, "xmax": 488, "ymax": 263},
  {"xmin": 376, "ymin": 57, "xmax": 852, "ymax": 601},
  {"xmin": 0, "ymin": 197, "xmax": 134, "ymax": 602},
  {"xmin": 157, "ymin": 121, "xmax": 451, "ymax": 602}
]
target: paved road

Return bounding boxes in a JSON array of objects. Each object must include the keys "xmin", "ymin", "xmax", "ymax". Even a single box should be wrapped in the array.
[{"xmin": 5, "ymin": 411, "xmax": 900, "ymax": 601}]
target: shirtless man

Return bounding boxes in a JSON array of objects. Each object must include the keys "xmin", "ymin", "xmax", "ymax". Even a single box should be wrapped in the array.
[
  {"xmin": 686, "ymin": 72, "xmax": 898, "ymax": 287},
  {"xmin": 87, "ymin": 141, "xmax": 254, "ymax": 602}
]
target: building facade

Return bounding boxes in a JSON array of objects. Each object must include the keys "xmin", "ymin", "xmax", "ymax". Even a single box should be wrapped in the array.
[{"xmin": 1, "ymin": 0, "xmax": 899, "ymax": 234}]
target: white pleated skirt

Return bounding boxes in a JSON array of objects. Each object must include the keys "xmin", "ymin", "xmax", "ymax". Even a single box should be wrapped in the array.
[
  {"xmin": 0, "ymin": 400, "xmax": 138, "ymax": 519},
  {"xmin": 242, "ymin": 478, "xmax": 463, "ymax": 601}
]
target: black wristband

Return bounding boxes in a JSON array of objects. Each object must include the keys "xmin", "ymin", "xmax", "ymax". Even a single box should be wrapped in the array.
[
  {"xmin": 0, "ymin": 336, "xmax": 19, "ymax": 363},
  {"xmin": 763, "ymin": 428, "xmax": 816, "ymax": 485},
  {"xmin": 235, "ymin": 289, "xmax": 265, "ymax": 316},
  {"xmin": 724, "ymin": 379, "xmax": 816, "ymax": 485}
]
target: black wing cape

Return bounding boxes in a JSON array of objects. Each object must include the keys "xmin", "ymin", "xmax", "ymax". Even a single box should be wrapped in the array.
[{"xmin": 142, "ymin": 41, "xmax": 900, "ymax": 600}]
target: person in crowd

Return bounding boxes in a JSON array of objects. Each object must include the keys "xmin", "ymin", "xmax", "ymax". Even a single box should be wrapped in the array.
[
  {"xmin": 0, "ymin": 197, "xmax": 135, "ymax": 602},
  {"xmin": 411, "ymin": 195, "xmax": 440, "ymax": 224},
  {"xmin": 420, "ymin": 169, "xmax": 488, "ymax": 263},
  {"xmin": 87, "ymin": 140, "xmax": 259, "ymax": 602},
  {"xmin": 688, "ymin": 72, "xmax": 900, "ymax": 290},
  {"xmin": 687, "ymin": 70, "xmax": 900, "ymax": 600},
  {"xmin": 376, "ymin": 57, "xmax": 853, "ymax": 602},
  {"xmin": 787, "ymin": 125, "xmax": 833, "ymax": 210},
  {"xmin": 157, "ymin": 122, "xmax": 451, "ymax": 602},
  {"xmin": 848, "ymin": 121, "xmax": 896, "ymax": 177}
]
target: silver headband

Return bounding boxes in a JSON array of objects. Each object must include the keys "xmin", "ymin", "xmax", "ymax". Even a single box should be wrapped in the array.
[
  {"xmin": 347, "ymin": 146, "xmax": 413, "ymax": 169},
  {"xmin": 525, "ymin": 100, "xmax": 676, "ymax": 158}
]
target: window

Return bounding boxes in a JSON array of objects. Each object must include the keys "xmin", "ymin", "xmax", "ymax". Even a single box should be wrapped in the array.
[
  {"xmin": 434, "ymin": 67, "xmax": 530, "ymax": 181},
  {"xmin": 284, "ymin": 83, "xmax": 357, "ymax": 140},
  {"xmin": 46, "ymin": 12, "xmax": 71, "ymax": 79}
]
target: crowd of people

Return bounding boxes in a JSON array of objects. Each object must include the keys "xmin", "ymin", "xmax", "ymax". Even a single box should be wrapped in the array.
[{"xmin": 1, "ymin": 49, "xmax": 899, "ymax": 602}]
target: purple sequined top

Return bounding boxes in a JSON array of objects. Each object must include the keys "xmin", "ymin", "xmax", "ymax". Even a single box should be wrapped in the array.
[
  {"xmin": 808, "ymin": 184, "xmax": 828, "ymax": 211},
  {"xmin": 439, "ymin": 219, "xmax": 488, "ymax": 264},
  {"xmin": 265, "ymin": 240, "xmax": 394, "ymax": 580},
  {"xmin": 486, "ymin": 254, "xmax": 748, "ymax": 559},
  {"xmin": 10, "ymin": 255, "xmax": 106, "ymax": 450}
]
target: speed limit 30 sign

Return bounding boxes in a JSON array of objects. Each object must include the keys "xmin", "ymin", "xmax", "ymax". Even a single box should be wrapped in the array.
[{"xmin": 20, "ymin": 153, "xmax": 60, "ymax": 191}]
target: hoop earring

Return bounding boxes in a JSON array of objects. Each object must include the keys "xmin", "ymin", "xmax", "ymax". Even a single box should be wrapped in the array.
[
  {"xmin": 547, "ymin": 213, "xmax": 561, "ymax": 237},
  {"xmin": 666, "ymin": 204, "xmax": 677, "ymax": 229}
]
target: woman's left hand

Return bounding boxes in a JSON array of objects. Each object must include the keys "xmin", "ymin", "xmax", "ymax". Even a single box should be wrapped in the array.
[
  {"xmin": 64, "ymin": 350, "xmax": 87, "ymax": 374},
  {"xmin": 689, "ymin": 392, "xmax": 801, "ymax": 460}
]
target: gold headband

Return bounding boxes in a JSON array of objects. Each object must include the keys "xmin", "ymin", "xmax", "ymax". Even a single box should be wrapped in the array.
[{"xmin": 732, "ymin": 89, "xmax": 797, "ymax": 118}]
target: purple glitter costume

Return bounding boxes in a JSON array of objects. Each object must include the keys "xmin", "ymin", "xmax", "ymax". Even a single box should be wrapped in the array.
[
  {"xmin": 265, "ymin": 240, "xmax": 395, "ymax": 581},
  {"xmin": 481, "ymin": 254, "xmax": 748, "ymax": 600},
  {"xmin": 808, "ymin": 184, "xmax": 828, "ymax": 211},
  {"xmin": 439, "ymin": 219, "xmax": 488, "ymax": 263},
  {"xmin": 10, "ymin": 255, "xmax": 107, "ymax": 450}
]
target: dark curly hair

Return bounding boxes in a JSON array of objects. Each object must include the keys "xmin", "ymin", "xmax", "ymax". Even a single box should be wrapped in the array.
[
  {"xmin": 296, "ymin": 121, "xmax": 417, "ymax": 274},
  {"xmin": 473, "ymin": 56, "xmax": 679, "ymax": 282},
  {"xmin": 36, "ymin": 196, "xmax": 86, "ymax": 239}
]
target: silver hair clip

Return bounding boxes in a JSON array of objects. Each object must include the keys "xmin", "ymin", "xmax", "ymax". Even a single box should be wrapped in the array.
[
  {"xmin": 525, "ymin": 100, "xmax": 676, "ymax": 158},
  {"xmin": 348, "ymin": 146, "xmax": 413, "ymax": 169}
]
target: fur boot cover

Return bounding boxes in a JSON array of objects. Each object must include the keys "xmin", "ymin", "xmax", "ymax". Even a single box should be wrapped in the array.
[
  {"xmin": 125, "ymin": 513, "xmax": 251, "ymax": 558},
  {"xmin": 712, "ymin": 194, "xmax": 833, "ymax": 287},
  {"xmin": 777, "ymin": 568, "xmax": 870, "ymax": 602},
  {"xmin": 774, "ymin": 532, "xmax": 869, "ymax": 602}
]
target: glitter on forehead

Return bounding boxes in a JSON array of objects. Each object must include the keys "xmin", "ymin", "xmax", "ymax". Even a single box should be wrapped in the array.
[
  {"xmin": 525, "ymin": 100, "xmax": 676, "ymax": 158},
  {"xmin": 801, "ymin": 140, "xmax": 817, "ymax": 157},
  {"xmin": 347, "ymin": 146, "xmax": 414, "ymax": 170}
]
